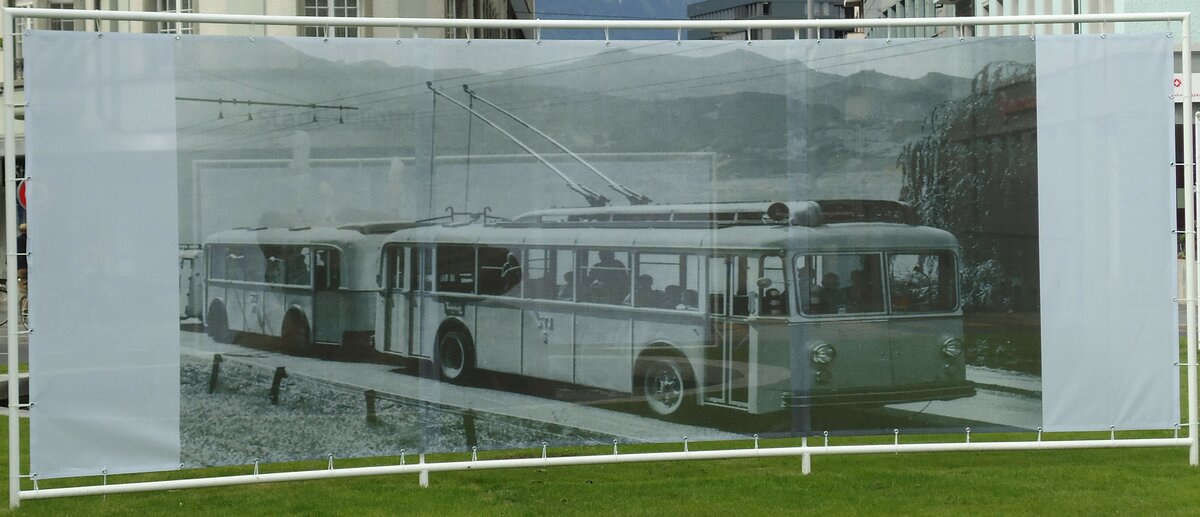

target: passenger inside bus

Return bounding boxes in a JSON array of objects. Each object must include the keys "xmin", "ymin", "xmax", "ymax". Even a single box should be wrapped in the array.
[
  {"xmin": 626, "ymin": 274, "xmax": 663, "ymax": 307},
  {"xmin": 585, "ymin": 250, "xmax": 629, "ymax": 304},
  {"xmin": 815, "ymin": 272, "xmax": 847, "ymax": 313},
  {"xmin": 500, "ymin": 253, "xmax": 522, "ymax": 294},
  {"xmin": 557, "ymin": 271, "xmax": 575, "ymax": 300},
  {"xmin": 847, "ymin": 269, "xmax": 880, "ymax": 312}
]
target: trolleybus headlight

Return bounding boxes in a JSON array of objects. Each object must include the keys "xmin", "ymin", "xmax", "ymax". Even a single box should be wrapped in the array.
[
  {"xmin": 941, "ymin": 338, "xmax": 964, "ymax": 358},
  {"xmin": 811, "ymin": 343, "xmax": 837, "ymax": 365}
]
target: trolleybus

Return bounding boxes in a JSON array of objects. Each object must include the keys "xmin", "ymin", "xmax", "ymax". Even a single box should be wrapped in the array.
[{"xmin": 372, "ymin": 200, "xmax": 975, "ymax": 417}]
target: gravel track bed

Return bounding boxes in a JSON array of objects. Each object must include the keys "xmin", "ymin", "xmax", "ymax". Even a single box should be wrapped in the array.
[{"xmin": 180, "ymin": 356, "xmax": 612, "ymax": 468}]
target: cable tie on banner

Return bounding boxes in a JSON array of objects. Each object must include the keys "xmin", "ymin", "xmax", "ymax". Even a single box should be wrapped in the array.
[
  {"xmin": 328, "ymin": 453, "xmax": 334, "ymax": 470},
  {"xmin": 412, "ymin": 27, "xmax": 419, "ymax": 39},
  {"xmin": 1037, "ymin": 427, "xmax": 1043, "ymax": 443},
  {"xmin": 400, "ymin": 449, "xmax": 406, "ymax": 465},
  {"xmin": 965, "ymin": 427, "xmax": 971, "ymax": 444},
  {"xmin": 471, "ymin": 446, "xmax": 477, "ymax": 462},
  {"xmin": 253, "ymin": 459, "xmax": 260, "ymax": 477},
  {"xmin": 613, "ymin": 439, "xmax": 619, "ymax": 456},
  {"xmin": 683, "ymin": 436, "xmax": 689, "ymax": 453},
  {"xmin": 1110, "ymin": 426, "xmax": 1116, "ymax": 441},
  {"xmin": 753, "ymin": 434, "xmax": 759, "ymax": 450},
  {"xmin": 793, "ymin": 28, "xmax": 800, "ymax": 40},
  {"xmin": 603, "ymin": 27, "xmax": 610, "ymax": 46},
  {"xmin": 30, "ymin": 473, "xmax": 37, "ymax": 492},
  {"xmin": 893, "ymin": 429, "xmax": 900, "ymax": 448},
  {"xmin": 541, "ymin": 442, "xmax": 547, "ymax": 460},
  {"xmin": 823, "ymin": 431, "xmax": 829, "ymax": 449},
  {"xmin": 676, "ymin": 27, "xmax": 682, "ymax": 44}
]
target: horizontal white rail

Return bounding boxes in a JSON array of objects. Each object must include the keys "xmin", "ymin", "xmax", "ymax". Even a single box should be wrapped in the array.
[
  {"xmin": 6, "ymin": 8, "xmax": 1190, "ymax": 31},
  {"xmin": 19, "ymin": 437, "xmax": 1191, "ymax": 500}
]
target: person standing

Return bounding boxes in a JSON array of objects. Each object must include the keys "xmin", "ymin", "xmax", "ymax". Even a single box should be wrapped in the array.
[{"xmin": 16, "ymin": 223, "xmax": 27, "ymax": 320}]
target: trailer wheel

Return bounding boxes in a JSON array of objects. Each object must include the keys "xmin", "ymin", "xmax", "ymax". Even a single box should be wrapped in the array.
[
  {"xmin": 206, "ymin": 302, "xmax": 231, "ymax": 343},
  {"xmin": 281, "ymin": 311, "xmax": 312, "ymax": 354},
  {"xmin": 435, "ymin": 329, "xmax": 474, "ymax": 383}
]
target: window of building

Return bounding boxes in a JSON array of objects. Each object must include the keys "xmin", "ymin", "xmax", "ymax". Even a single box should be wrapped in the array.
[
  {"xmin": 158, "ymin": 0, "xmax": 196, "ymax": 34},
  {"xmin": 302, "ymin": 0, "xmax": 360, "ymax": 38},
  {"xmin": 49, "ymin": 1, "xmax": 77, "ymax": 31}
]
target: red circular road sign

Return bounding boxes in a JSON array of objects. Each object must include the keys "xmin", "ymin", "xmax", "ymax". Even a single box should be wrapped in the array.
[{"xmin": 17, "ymin": 179, "xmax": 26, "ymax": 208}]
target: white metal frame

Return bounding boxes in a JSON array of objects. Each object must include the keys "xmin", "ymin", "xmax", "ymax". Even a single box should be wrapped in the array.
[{"xmin": 2, "ymin": 7, "xmax": 1194, "ymax": 508}]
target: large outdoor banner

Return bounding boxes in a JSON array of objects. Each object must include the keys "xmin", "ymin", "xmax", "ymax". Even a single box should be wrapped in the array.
[{"xmin": 23, "ymin": 30, "xmax": 1176, "ymax": 479}]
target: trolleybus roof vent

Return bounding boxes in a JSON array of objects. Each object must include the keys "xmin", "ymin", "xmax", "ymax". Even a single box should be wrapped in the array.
[{"xmin": 813, "ymin": 200, "xmax": 917, "ymax": 225}]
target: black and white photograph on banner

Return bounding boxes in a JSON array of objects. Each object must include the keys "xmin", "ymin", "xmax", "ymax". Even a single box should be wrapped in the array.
[
  {"xmin": 20, "ymin": 25, "xmax": 1181, "ymax": 481},
  {"xmin": 171, "ymin": 35, "xmax": 1044, "ymax": 468}
]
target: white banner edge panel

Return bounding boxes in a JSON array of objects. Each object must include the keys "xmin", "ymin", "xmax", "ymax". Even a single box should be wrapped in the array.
[
  {"xmin": 25, "ymin": 30, "xmax": 181, "ymax": 479},
  {"xmin": 1035, "ymin": 33, "xmax": 1179, "ymax": 432}
]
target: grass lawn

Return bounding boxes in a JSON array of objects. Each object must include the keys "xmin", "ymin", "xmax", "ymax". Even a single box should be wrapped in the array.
[{"xmin": 1, "ymin": 416, "xmax": 1198, "ymax": 516}]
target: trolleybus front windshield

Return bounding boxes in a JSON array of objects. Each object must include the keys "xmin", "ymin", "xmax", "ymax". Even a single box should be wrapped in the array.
[{"xmin": 796, "ymin": 251, "xmax": 956, "ymax": 316}]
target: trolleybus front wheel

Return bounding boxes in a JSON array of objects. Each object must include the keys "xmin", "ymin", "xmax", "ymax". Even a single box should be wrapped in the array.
[
  {"xmin": 639, "ymin": 355, "xmax": 693, "ymax": 418},
  {"xmin": 435, "ymin": 329, "xmax": 474, "ymax": 383}
]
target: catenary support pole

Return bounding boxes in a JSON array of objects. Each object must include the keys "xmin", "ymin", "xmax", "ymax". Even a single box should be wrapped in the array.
[{"xmin": 4, "ymin": 6, "xmax": 20, "ymax": 509}]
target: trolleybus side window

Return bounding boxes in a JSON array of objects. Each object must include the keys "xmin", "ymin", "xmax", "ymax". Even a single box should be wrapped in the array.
[
  {"xmin": 264, "ymin": 246, "xmax": 286, "ymax": 284},
  {"xmin": 477, "ymin": 246, "xmax": 518, "ymax": 296},
  {"xmin": 244, "ymin": 248, "xmax": 266, "ymax": 285},
  {"xmin": 582, "ymin": 249, "xmax": 630, "ymax": 305},
  {"xmin": 707, "ymin": 255, "xmax": 750, "ymax": 316},
  {"xmin": 314, "ymin": 249, "xmax": 340, "ymax": 290},
  {"xmin": 285, "ymin": 246, "xmax": 311, "ymax": 286},
  {"xmin": 888, "ymin": 252, "xmax": 956, "ymax": 313},
  {"xmin": 385, "ymin": 246, "xmax": 404, "ymax": 290},
  {"xmin": 524, "ymin": 248, "xmax": 572, "ymax": 300},
  {"xmin": 759, "ymin": 254, "xmax": 788, "ymax": 316},
  {"xmin": 633, "ymin": 253, "xmax": 700, "ymax": 310},
  {"xmin": 437, "ymin": 245, "xmax": 475, "ymax": 293},
  {"xmin": 554, "ymin": 249, "xmax": 575, "ymax": 301},
  {"xmin": 209, "ymin": 245, "xmax": 227, "ymax": 280},
  {"xmin": 797, "ymin": 254, "xmax": 884, "ymax": 315},
  {"xmin": 410, "ymin": 247, "xmax": 432, "ymax": 292}
]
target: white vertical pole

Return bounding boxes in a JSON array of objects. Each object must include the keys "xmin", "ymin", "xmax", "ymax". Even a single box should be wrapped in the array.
[
  {"xmin": 1183, "ymin": 13, "xmax": 1198, "ymax": 467},
  {"xmin": 4, "ymin": 6, "xmax": 21, "ymax": 509}
]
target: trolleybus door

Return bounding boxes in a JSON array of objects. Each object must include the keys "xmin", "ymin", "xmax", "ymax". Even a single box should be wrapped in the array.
[
  {"xmin": 311, "ymin": 248, "xmax": 342, "ymax": 343},
  {"xmin": 410, "ymin": 247, "xmax": 433, "ymax": 358},
  {"xmin": 705, "ymin": 255, "xmax": 751, "ymax": 409},
  {"xmin": 380, "ymin": 247, "xmax": 406, "ymax": 354}
]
